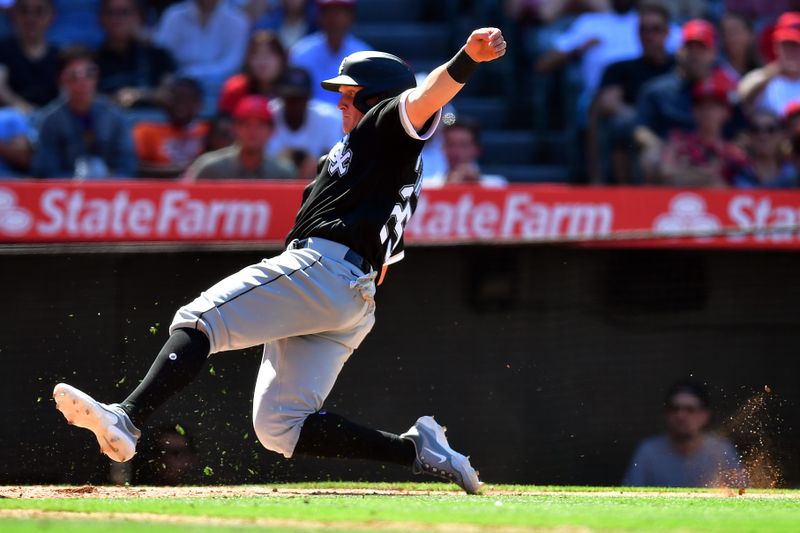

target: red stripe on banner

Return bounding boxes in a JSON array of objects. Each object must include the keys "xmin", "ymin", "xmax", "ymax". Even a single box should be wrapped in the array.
[{"xmin": 1, "ymin": 181, "xmax": 800, "ymax": 249}]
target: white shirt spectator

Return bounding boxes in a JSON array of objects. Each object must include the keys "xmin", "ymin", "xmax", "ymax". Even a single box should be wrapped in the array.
[
  {"xmin": 423, "ymin": 172, "xmax": 508, "ymax": 189},
  {"xmin": 267, "ymin": 98, "xmax": 342, "ymax": 159},
  {"xmin": 554, "ymin": 10, "xmax": 681, "ymax": 114},
  {"xmin": 154, "ymin": 1, "xmax": 249, "ymax": 81},
  {"xmin": 757, "ymin": 75, "xmax": 800, "ymax": 116},
  {"xmin": 289, "ymin": 32, "xmax": 370, "ymax": 105}
]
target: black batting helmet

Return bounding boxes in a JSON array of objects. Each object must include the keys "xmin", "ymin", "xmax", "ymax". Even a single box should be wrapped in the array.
[{"xmin": 321, "ymin": 51, "xmax": 416, "ymax": 114}]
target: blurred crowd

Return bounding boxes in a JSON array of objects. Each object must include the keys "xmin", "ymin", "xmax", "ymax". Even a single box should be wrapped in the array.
[
  {"xmin": 0, "ymin": 0, "xmax": 370, "ymax": 181},
  {"xmin": 524, "ymin": 0, "xmax": 800, "ymax": 187},
  {"xmin": 1, "ymin": 0, "xmax": 800, "ymax": 188}
]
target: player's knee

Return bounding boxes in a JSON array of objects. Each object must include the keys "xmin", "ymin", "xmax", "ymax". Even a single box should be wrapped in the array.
[{"xmin": 252, "ymin": 405, "xmax": 309, "ymax": 458}]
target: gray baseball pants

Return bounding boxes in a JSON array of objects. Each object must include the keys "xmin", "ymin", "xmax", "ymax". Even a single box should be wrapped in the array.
[{"xmin": 169, "ymin": 237, "xmax": 377, "ymax": 457}]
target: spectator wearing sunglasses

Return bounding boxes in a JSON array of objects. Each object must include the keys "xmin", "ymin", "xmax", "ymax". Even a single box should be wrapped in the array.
[
  {"xmin": 735, "ymin": 109, "xmax": 798, "ymax": 188},
  {"xmin": 623, "ymin": 380, "xmax": 744, "ymax": 488},
  {"xmin": 32, "ymin": 46, "xmax": 136, "ymax": 178}
]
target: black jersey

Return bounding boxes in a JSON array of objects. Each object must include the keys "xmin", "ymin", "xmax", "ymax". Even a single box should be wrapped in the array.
[{"xmin": 286, "ymin": 90, "xmax": 440, "ymax": 271}]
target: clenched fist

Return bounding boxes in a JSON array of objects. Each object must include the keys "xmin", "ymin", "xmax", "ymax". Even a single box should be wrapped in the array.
[{"xmin": 464, "ymin": 28, "xmax": 507, "ymax": 62}]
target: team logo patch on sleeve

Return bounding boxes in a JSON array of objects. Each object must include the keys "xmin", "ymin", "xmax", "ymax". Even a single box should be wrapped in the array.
[{"xmin": 327, "ymin": 137, "xmax": 353, "ymax": 177}]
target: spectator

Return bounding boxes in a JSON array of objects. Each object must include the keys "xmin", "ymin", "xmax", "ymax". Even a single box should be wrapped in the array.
[
  {"xmin": 635, "ymin": 19, "xmax": 737, "ymax": 178},
  {"xmin": 754, "ymin": 0, "xmax": 800, "ymax": 64},
  {"xmin": 505, "ymin": 0, "xmax": 610, "ymax": 25},
  {"xmin": 47, "ymin": 0, "xmax": 104, "ymax": 49},
  {"xmin": 32, "ymin": 46, "xmax": 136, "ymax": 178},
  {"xmin": 218, "ymin": 29, "xmax": 286, "ymax": 115},
  {"xmin": 0, "ymin": 107, "xmax": 33, "ymax": 177},
  {"xmin": 734, "ymin": 110, "xmax": 798, "ymax": 187},
  {"xmin": 536, "ymin": 0, "xmax": 680, "ymax": 118},
  {"xmin": 253, "ymin": 0, "xmax": 314, "ymax": 49},
  {"xmin": 0, "ymin": 0, "xmax": 60, "ymax": 112},
  {"xmin": 266, "ymin": 66, "xmax": 340, "ymax": 180},
  {"xmin": 719, "ymin": 11, "xmax": 761, "ymax": 78},
  {"xmin": 424, "ymin": 117, "xmax": 508, "ymax": 188},
  {"xmin": 623, "ymin": 380, "xmax": 744, "ymax": 488},
  {"xmin": 133, "ymin": 77, "xmax": 207, "ymax": 177},
  {"xmin": 739, "ymin": 12, "xmax": 800, "ymax": 116},
  {"xmin": 154, "ymin": 0, "xmax": 250, "ymax": 102},
  {"xmin": 183, "ymin": 95, "xmax": 296, "ymax": 180},
  {"xmin": 202, "ymin": 112, "xmax": 235, "ymax": 152},
  {"xmin": 289, "ymin": 0, "xmax": 370, "ymax": 106},
  {"xmin": 724, "ymin": 0, "xmax": 789, "ymax": 24},
  {"xmin": 655, "ymin": 75, "xmax": 747, "ymax": 187},
  {"xmin": 96, "ymin": 0, "xmax": 177, "ymax": 108},
  {"xmin": 589, "ymin": 1, "xmax": 675, "ymax": 183}
]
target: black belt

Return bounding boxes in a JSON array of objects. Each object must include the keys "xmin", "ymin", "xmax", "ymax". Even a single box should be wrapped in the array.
[{"xmin": 289, "ymin": 238, "xmax": 373, "ymax": 274}]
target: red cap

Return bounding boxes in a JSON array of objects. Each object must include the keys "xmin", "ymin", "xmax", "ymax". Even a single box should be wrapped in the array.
[
  {"xmin": 776, "ymin": 12, "xmax": 800, "ymax": 30},
  {"xmin": 692, "ymin": 70, "xmax": 735, "ymax": 106},
  {"xmin": 775, "ymin": 28, "xmax": 800, "ymax": 43},
  {"xmin": 784, "ymin": 100, "xmax": 800, "ymax": 119},
  {"xmin": 233, "ymin": 96, "xmax": 273, "ymax": 123},
  {"xmin": 682, "ymin": 19, "xmax": 716, "ymax": 49}
]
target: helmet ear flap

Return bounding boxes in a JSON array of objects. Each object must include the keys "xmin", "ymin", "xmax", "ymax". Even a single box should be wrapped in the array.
[
  {"xmin": 355, "ymin": 89, "xmax": 406, "ymax": 114},
  {"xmin": 353, "ymin": 92, "xmax": 384, "ymax": 114}
]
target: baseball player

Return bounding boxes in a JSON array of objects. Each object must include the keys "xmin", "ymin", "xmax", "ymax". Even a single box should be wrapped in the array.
[{"xmin": 53, "ymin": 27, "xmax": 506, "ymax": 494}]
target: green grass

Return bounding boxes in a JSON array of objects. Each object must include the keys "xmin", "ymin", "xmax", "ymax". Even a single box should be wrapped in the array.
[{"xmin": 2, "ymin": 483, "xmax": 799, "ymax": 533}]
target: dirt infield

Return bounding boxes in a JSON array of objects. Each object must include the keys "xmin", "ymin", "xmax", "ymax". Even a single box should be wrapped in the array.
[{"xmin": 2, "ymin": 485, "xmax": 799, "ymax": 500}]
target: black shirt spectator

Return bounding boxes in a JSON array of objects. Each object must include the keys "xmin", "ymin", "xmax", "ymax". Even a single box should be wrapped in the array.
[
  {"xmin": 600, "ymin": 55, "xmax": 676, "ymax": 109},
  {"xmin": 0, "ymin": 36, "xmax": 60, "ymax": 107},
  {"xmin": 0, "ymin": 0, "xmax": 60, "ymax": 111},
  {"xmin": 96, "ymin": 41, "xmax": 175, "ymax": 98},
  {"xmin": 95, "ymin": 0, "xmax": 176, "ymax": 108}
]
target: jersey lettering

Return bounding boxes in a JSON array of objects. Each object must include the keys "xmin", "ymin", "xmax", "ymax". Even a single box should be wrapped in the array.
[
  {"xmin": 380, "ymin": 157, "xmax": 423, "ymax": 262},
  {"xmin": 327, "ymin": 137, "xmax": 353, "ymax": 177}
]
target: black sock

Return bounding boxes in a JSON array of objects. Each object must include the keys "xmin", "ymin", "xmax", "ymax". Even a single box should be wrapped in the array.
[
  {"xmin": 119, "ymin": 328, "xmax": 210, "ymax": 428},
  {"xmin": 293, "ymin": 411, "xmax": 416, "ymax": 467}
]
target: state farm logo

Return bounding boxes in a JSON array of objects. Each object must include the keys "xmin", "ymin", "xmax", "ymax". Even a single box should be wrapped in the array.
[
  {"xmin": 653, "ymin": 193, "xmax": 721, "ymax": 238},
  {"xmin": 35, "ymin": 189, "xmax": 271, "ymax": 239},
  {"xmin": 0, "ymin": 187, "xmax": 33, "ymax": 236}
]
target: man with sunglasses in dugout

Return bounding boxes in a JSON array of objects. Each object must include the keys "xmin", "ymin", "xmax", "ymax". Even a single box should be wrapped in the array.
[
  {"xmin": 32, "ymin": 46, "xmax": 136, "ymax": 178},
  {"xmin": 623, "ymin": 380, "xmax": 744, "ymax": 487}
]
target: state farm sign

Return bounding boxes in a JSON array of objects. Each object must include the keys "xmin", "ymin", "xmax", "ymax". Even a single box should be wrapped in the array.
[
  {"xmin": 0, "ymin": 182, "xmax": 302, "ymax": 242},
  {"xmin": 37, "ymin": 189, "xmax": 270, "ymax": 238},
  {"xmin": 406, "ymin": 192, "xmax": 613, "ymax": 241},
  {"xmin": 3, "ymin": 181, "xmax": 800, "ymax": 250}
]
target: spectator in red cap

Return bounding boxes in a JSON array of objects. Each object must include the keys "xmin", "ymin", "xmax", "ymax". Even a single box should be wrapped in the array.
[
  {"xmin": 183, "ymin": 95, "xmax": 297, "ymax": 180},
  {"xmin": 656, "ymin": 75, "xmax": 748, "ymax": 187},
  {"xmin": 635, "ymin": 19, "xmax": 738, "ymax": 181},
  {"xmin": 734, "ymin": 109, "xmax": 798, "ymax": 188},
  {"xmin": 752, "ymin": 0, "xmax": 800, "ymax": 64},
  {"xmin": 739, "ymin": 11, "xmax": 800, "ymax": 116},
  {"xmin": 289, "ymin": 0, "xmax": 370, "ymax": 106}
]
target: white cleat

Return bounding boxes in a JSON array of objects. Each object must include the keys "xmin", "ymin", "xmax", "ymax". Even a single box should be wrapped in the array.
[
  {"xmin": 401, "ymin": 415, "xmax": 483, "ymax": 494},
  {"xmin": 53, "ymin": 383, "xmax": 141, "ymax": 462}
]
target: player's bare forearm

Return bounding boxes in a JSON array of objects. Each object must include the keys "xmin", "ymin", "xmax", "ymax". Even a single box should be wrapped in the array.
[{"xmin": 406, "ymin": 27, "xmax": 506, "ymax": 130}]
